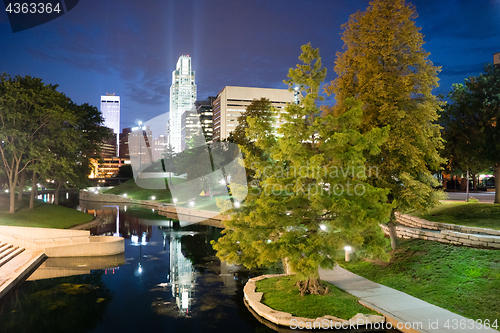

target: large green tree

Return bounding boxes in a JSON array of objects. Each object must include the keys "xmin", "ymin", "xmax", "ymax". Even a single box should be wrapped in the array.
[
  {"xmin": 443, "ymin": 64, "xmax": 500, "ymax": 203},
  {"xmin": 0, "ymin": 74, "xmax": 68, "ymax": 213},
  {"xmin": 213, "ymin": 44, "xmax": 391, "ymax": 295},
  {"xmin": 327, "ymin": 0, "xmax": 445, "ymax": 249}
]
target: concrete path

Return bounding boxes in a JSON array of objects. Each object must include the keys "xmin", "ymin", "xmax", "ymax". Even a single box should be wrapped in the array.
[
  {"xmin": 445, "ymin": 192, "xmax": 495, "ymax": 203},
  {"xmin": 0, "ymin": 250, "xmax": 46, "ymax": 300},
  {"xmin": 319, "ymin": 265, "xmax": 499, "ymax": 333}
]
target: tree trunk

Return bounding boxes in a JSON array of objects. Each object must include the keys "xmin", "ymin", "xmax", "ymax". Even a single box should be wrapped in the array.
[
  {"xmin": 29, "ymin": 170, "xmax": 37, "ymax": 210},
  {"xmin": 17, "ymin": 171, "xmax": 26, "ymax": 201},
  {"xmin": 54, "ymin": 179, "xmax": 62, "ymax": 205},
  {"xmin": 282, "ymin": 258, "xmax": 293, "ymax": 275},
  {"xmin": 295, "ymin": 278, "xmax": 329, "ymax": 296},
  {"xmin": 8, "ymin": 166, "xmax": 20, "ymax": 214},
  {"xmin": 472, "ymin": 174, "xmax": 477, "ymax": 190},
  {"xmin": 495, "ymin": 163, "xmax": 500, "ymax": 204},
  {"xmin": 388, "ymin": 210, "xmax": 399, "ymax": 250}
]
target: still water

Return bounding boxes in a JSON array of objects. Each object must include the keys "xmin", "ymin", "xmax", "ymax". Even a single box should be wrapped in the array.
[{"xmin": 0, "ymin": 193, "xmax": 399, "ymax": 333}]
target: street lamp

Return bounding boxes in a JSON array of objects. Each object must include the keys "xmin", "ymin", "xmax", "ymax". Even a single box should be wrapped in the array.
[{"xmin": 344, "ymin": 246, "xmax": 352, "ymax": 262}]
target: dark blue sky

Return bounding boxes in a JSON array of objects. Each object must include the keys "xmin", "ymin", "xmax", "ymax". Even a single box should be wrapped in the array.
[{"xmin": 1, "ymin": 0, "xmax": 499, "ymax": 132}]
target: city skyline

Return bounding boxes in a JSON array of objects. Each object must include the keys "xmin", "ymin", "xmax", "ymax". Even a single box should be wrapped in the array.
[{"xmin": 1, "ymin": 0, "xmax": 499, "ymax": 132}]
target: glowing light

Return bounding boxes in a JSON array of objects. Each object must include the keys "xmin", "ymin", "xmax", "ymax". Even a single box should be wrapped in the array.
[
  {"xmin": 320, "ymin": 224, "xmax": 327, "ymax": 231},
  {"xmin": 189, "ymin": 201, "xmax": 194, "ymax": 207},
  {"xmin": 124, "ymin": 206, "xmax": 127, "ymax": 212},
  {"xmin": 138, "ymin": 121, "xmax": 142, "ymax": 126},
  {"xmin": 138, "ymin": 264, "xmax": 142, "ymax": 274},
  {"xmin": 219, "ymin": 179, "xmax": 226, "ymax": 185},
  {"xmin": 151, "ymin": 196, "xmax": 156, "ymax": 200},
  {"xmin": 131, "ymin": 235, "xmax": 139, "ymax": 243},
  {"xmin": 173, "ymin": 198, "xmax": 177, "ymax": 204},
  {"xmin": 234, "ymin": 201, "xmax": 240, "ymax": 208},
  {"xmin": 123, "ymin": 193, "xmax": 127, "ymax": 198},
  {"xmin": 344, "ymin": 246, "xmax": 352, "ymax": 262}
]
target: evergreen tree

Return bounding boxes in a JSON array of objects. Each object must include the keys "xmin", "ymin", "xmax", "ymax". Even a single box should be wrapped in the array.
[
  {"xmin": 213, "ymin": 44, "xmax": 391, "ymax": 295},
  {"xmin": 326, "ymin": 0, "xmax": 445, "ymax": 249}
]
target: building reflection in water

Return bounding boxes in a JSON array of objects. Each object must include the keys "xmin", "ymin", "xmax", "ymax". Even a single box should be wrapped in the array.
[
  {"xmin": 167, "ymin": 231, "xmax": 196, "ymax": 313},
  {"xmin": 79, "ymin": 200, "xmax": 199, "ymax": 314}
]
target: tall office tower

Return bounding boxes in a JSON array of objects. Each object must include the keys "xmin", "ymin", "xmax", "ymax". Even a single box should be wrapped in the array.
[
  {"xmin": 170, "ymin": 55, "xmax": 197, "ymax": 153},
  {"xmin": 494, "ymin": 52, "xmax": 500, "ymax": 69},
  {"xmin": 100, "ymin": 93, "xmax": 120, "ymax": 156},
  {"xmin": 212, "ymin": 86, "xmax": 295, "ymax": 142},
  {"xmin": 195, "ymin": 97, "xmax": 216, "ymax": 143}
]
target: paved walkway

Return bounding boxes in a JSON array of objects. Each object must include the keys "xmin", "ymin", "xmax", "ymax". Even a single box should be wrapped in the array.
[{"xmin": 319, "ymin": 265, "xmax": 498, "ymax": 333}]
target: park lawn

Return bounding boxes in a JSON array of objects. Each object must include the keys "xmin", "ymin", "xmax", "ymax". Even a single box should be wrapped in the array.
[
  {"xmin": 0, "ymin": 195, "xmax": 93, "ymax": 229},
  {"xmin": 412, "ymin": 201, "xmax": 500, "ymax": 230},
  {"xmin": 255, "ymin": 275, "xmax": 379, "ymax": 320},
  {"xmin": 341, "ymin": 239, "xmax": 500, "ymax": 324}
]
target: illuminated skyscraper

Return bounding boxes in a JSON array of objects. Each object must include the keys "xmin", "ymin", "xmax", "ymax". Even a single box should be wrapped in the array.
[
  {"xmin": 170, "ymin": 55, "xmax": 196, "ymax": 153},
  {"xmin": 100, "ymin": 94, "xmax": 120, "ymax": 155}
]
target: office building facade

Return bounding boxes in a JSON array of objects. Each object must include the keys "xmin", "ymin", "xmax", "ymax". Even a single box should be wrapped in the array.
[
  {"xmin": 212, "ymin": 86, "xmax": 294, "ymax": 141},
  {"xmin": 170, "ymin": 55, "xmax": 196, "ymax": 153},
  {"xmin": 100, "ymin": 94, "xmax": 120, "ymax": 156}
]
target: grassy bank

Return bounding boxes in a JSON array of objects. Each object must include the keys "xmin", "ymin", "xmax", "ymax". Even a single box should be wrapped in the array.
[
  {"xmin": 341, "ymin": 239, "xmax": 500, "ymax": 323},
  {"xmin": 255, "ymin": 275, "xmax": 378, "ymax": 319},
  {"xmin": 412, "ymin": 201, "xmax": 500, "ymax": 230},
  {"xmin": 102, "ymin": 178, "xmax": 231, "ymax": 212},
  {"xmin": 0, "ymin": 195, "xmax": 93, "ymax": 229}
]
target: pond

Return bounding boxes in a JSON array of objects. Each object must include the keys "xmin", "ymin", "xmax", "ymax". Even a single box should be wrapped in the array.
[{"xmin": 0, "ymin": 193, "xmax": 400, "ymax": 333}]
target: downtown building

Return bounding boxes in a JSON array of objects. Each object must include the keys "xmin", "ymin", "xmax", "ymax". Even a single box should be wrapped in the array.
[
  {"xmin": 100, "ymin": 94, "xmax": 120, "ymax": 156},
  {"xmin": 170, "ymin": 55, "xmax": 197, "ymax": 153},
  {"xmin": 180, "ymin": 97, "xmax": 216, "ymax": 151},
  {"xmin": 212, "ymin": 86, "xmax": 295, "ymax": 142}
]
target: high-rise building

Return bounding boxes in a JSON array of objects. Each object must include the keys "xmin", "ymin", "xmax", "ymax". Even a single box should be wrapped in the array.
[
  {"xmin": 181, "ymin": 108, "xmax": 203, "ymax": 151},
  {"xmin": 100, "ymin": 94, "xmax": 120, "ymax": 156},
  {"xmin": 196, "ymin": 97, "xmax": 215, "ymax": 143},
  {"xmin": 152, "ymin": 135, "xmax": 168, "ymax": 161},
  {"xmin": 170, "ymin": 55, "xmax": 197, "ymax": 153},
  {"xmin": 494, "ymin": 52, "xmax": 500, "ymax": 69},
  {"xmin": 212, "ymin": 86, "xmax": 294, "ymax": 141}
]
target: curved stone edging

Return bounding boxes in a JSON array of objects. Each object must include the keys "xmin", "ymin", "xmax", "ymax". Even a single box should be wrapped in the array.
[
  {"xmin": 379, "ymin": 213, "xmax": 500, "ymax": 249},
  {"xmin": 398, "ymin": 213, "xmax": 500, "ymax": 237},
  {"xmin": 243, "ymin": 274, "xmax": 385, "ymax": 328}
]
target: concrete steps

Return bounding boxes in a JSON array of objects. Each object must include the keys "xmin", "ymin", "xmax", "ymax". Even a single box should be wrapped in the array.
[{"xmin": 0, "ymin": 241, "xmax": 25, "ymax": 268}]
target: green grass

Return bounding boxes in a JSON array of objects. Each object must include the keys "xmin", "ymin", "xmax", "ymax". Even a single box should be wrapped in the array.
[
  {"xmin": 341, "ymin": 239, "xmax": 500, "ymax": 323},
  {"xmin": 255, "ymin": 275, "xmax": 379, "ymax": 319},
  {"xmin": 412, "ymin": 201, "xmax": 500, "ymax": 230},
  {"xmin": 102, "ymin": 178, "xmax": 232, "ymax": 212},
  {"xmin": 0, "ymin": 195, "xmax": 93, "ymax": 229}
]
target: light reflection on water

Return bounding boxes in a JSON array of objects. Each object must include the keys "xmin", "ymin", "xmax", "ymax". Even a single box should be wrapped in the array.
[
  {"xmin": 0, "ymin": 197, "xmax": 282, "ymax": 333},
  {"xmin": 0, "ymin": 193, "xmax": 398, "ymax": 333}
]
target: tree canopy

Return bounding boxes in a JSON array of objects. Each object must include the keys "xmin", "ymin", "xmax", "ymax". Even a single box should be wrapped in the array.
[
  {"xmin": 212, "ymin": 44, "xmax": 392, "ymax": 295},
  {"xmin": 0, "ymin": 73, "xmax": 109, "ymax": 213},
  {"xmin": 326, "ymin": 0, "xmax": 445, "ymax": 248},
  {"xmin": 442, "ymin": 64, "xmax": 500, "ymax": 203}
]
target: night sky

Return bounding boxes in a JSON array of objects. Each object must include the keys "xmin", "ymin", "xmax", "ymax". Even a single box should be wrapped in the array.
[{"xmin": 1, "ymin": 0, "xmax": 499, "ymax": 135}]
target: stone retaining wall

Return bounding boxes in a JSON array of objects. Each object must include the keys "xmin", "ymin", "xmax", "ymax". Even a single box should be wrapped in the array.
[
  {"xmin": 396, "ymin": 213, "xmax": 500, "ymax": 237},
  {"xmin": 380, "ymin": 215, "xmax": 500, "ymax": 249},
  {"xmin": 244, "ymin": 274, "xmax": 385, "ymax": 328}
]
